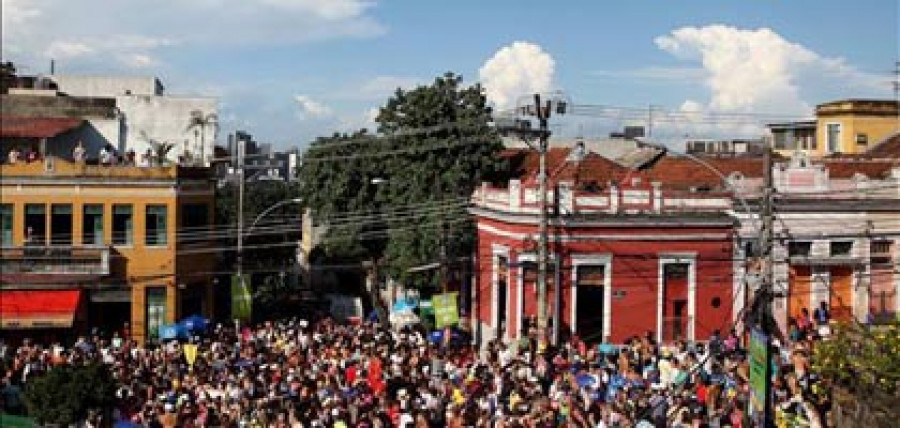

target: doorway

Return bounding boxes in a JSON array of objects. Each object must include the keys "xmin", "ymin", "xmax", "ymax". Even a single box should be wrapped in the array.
[
  {"xmin": 576, "ymin": 265, "xmax": 606, "ymax": 343},
  {"xmin": 496, "ymin": 256, "xmax": 508, "ymax": 339},
  {"xmin": 662, "ymin": 263, "xmax": 689, "ymax": 342}
]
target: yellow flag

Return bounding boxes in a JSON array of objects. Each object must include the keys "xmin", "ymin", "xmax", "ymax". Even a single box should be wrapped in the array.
[{"xmin": 183, "ymin": 344, "xmax": 198, "ymax": 367}]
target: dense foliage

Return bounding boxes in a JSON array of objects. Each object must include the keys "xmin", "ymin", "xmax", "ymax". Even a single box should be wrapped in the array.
[
  {"xmin": 22, "ymin": 362, "xmax": 117, "ymax": 425},
  {"xmin": 297, "ymin": 72, "xmax": 505, "ymax": 287},
  {"xmin": 812, "ymin": 321, "xmax": 900, "ymax": 396}
]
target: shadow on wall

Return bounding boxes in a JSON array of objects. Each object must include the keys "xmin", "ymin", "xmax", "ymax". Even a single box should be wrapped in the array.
[{"xmin": 46, "ymin": 122, "xmax": 116, "ymax": 161}]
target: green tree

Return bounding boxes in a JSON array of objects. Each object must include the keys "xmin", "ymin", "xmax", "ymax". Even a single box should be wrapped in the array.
[
  {"xmin": 297, "ymin": 72, "xmax": 505, "ymax": 287},
  {"xmin": 23, "ymin": 363, "xmax": 117, "ymax": 425}
]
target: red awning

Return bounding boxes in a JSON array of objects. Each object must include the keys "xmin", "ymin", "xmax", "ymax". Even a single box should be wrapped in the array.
[
  {"xmin": 0, "ymin": 290, "xmax": 81, "ymax": 329},
  {"xmin": 0, "ymin": 116, "xmax": 84, "ymax": 138}
]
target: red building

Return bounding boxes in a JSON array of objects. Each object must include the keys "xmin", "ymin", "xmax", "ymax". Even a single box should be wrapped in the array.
[{"xmin": 470, "ymin": 147, "xmax": 738, "ymax": 345}]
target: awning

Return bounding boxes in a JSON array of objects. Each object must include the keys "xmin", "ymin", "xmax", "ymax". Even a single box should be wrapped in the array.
[
  {"xmin": 0, "ymin": 116, "xmax": 84, "ymax": 138},
  {"xmin": 0, "ymin": 290, "xmax": 81, "ymax": 329}
]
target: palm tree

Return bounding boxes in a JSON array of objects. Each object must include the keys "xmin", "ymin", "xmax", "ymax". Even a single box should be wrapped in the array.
[
  {"xmin": 186, "ymin": 110, "xmax": 218, "ymax": 165},
  {"xmin": 150, "ymin": 140, "xmax": 175, "ymax": 165},
  {"xmin": 139, "ymin": 131, "xmax": 175, "ymax": 165}
]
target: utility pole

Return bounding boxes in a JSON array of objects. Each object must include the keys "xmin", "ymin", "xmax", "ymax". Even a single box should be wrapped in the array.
[
  {"xmin": 438, "ymin": 179, "xmax": 448, "ymax": 294},
  {"xmin": 236, "ymin": 133, "xmax": 246, "ymax": 302},
  {"xmin": 893, "ymin": 61, "xmax": 899, "ymax": 132},
  {"xmin": 755, "ymin": 145, "xmax": 776, "ymax": 426},
  {"xmin": 535, "ymin": 93, "xmax": 553, "ymax": 349}
]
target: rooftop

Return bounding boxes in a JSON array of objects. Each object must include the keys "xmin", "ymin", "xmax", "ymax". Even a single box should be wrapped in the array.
[
  {"xmin": 0, "ymin": 116, "xmax": 84, "ymax": 138},
  {"xmin": 0, "ymin": 158, "xmax": 212, "ymax": 181}
]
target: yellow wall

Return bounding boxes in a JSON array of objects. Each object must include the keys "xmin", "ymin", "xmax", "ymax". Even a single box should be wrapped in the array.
[
  {"xmin": 816, "ymin": 113, "xmax": 899, "ymax": 156},
  {"xmin": 0, "ymin": 160, "xmax": 215, "ymax": 342}
]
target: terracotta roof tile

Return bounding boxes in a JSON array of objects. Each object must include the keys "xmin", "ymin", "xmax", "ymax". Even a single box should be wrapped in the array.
[
  {"xmin": 0, "ymin": 116, "xmax": 84, "ymax": 138},
  {"xmin": 866, "ymin": 132, "xmax": 900, "ymax": 158}
]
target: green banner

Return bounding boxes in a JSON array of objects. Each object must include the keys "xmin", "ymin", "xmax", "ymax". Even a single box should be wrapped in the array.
[
  {"xmin": 432, "ymin": 292, "xmax": 459, "ymax": 329},
  {"xmin": 231, "ymin": 274, "xmax": 252, "ymax": 322},
  {"xmin": 748, "ymin": 328, "xmax": 770, "ymax": 423}
]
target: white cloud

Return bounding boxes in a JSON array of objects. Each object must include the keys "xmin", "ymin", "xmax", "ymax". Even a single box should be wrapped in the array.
[
  {"xmin": 651, "ymin": 25, "xmax": 887, "ymax": 139},
  {"xmin": 591, "ymin": 66, "xmax": 706, "ymax": 83},
  {"xmin": 294, "ymin": 94, "xmax": 333, "ymax": 119},
  {"xmin": 44, "ymin": 41, "xmax": 95, "ymax": 58},
  {"xmin": 257, "ymin": 0, "xmax": 373, "ymax": 19},
  {"xmin": 121, "ymin": 53, "xmax": 158, "ymax": 68},
  {"xmin": 479, "ymin": 41, "xmax": 555, "ymax": 111},
  {"xmin": 334, "ymin": 75, "xmax": 423, "ymax": 101},
  {"xmin": 1, "ymin": 0, "xmax": 385, "ymax": 71}
]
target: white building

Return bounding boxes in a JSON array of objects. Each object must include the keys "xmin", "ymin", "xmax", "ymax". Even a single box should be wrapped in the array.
[{"xmin": 50, "ymin": 75, "xmax": 218, "ymax": 165}]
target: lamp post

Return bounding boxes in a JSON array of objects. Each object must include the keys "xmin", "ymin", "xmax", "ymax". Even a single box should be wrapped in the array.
[{"xmin": 236, "ymin": 197, "xmax": 304, "ymax": 312}]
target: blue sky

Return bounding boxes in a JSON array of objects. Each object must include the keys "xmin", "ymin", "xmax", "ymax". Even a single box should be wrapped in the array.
[{"xmin": 2, "ymin": 0, "xmax": 898, "ymax": 149}]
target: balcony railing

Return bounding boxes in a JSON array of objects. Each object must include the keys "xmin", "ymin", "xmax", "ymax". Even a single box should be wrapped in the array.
[{"xmin": 0, "ymin": 245, "xmax": 110, "ymax": 275}]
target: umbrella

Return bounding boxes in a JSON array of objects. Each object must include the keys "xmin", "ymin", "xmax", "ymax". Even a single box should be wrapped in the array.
[
  {"xmin": 576, "ymin": 374, "xmax": 597, "ymax": 388},
  {"xmin": 597, "ymin": 343, "xmax": 616, "ymax": 355},
  {"xmin": 392, "ymin": 298, "xmax": 418, "ymax": 312},
  {"xmin": 158, "ymin": 324, "xmax": 188, "ymax": 340},
  {"xmin": 179, "ymin": 314, "xmax": 209, "ymax": 332},
  {"xmin": 429, "ymin": 330, "xmax": 444, "ymax": 344},
  {"xmin": 114, "ymin": 421, "xmax": 141, "ymax": 428}
]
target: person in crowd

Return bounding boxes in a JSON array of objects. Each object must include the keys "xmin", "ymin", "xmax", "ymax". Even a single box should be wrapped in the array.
[
  {"xmin": 1, "ymin": 309, "xmax": 832, "ymax": 427},
  {"xmin": 73, "ymin": 141, "xmax": 87, "ymax": 162},
  {"xmin": 7, "ymin": 147, "xmax": 22, "ymax": 164},
  {"xmin": 99, "ymin": 145, "xmax": 114, "ymax": 166}
]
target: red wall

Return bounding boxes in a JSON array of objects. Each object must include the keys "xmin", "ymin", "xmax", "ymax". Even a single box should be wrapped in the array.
[{"xmin": 473, "ymin": 217, "xmax": 735, "ymax": 344}]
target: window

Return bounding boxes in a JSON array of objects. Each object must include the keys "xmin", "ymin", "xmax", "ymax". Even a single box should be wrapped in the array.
[
  {"xmin": 82, "ymin": 205, "xmax": 104, "ymax": 246},
  {"xmin": 0, "ymin": 204, "xmax": 12, "ymax": 246},
  {"xmin": 826, "ymin": 123, "xmax": 841, "ymax": 153},
  {"xmin": 856, "ymin": 133, "xmax": 868, "ymax": 146},
  {"xmin": 871, "ymin": 241, "xmax": 893, "ymax": 265},
  {"xmin": 145, "ymin": 205, "xmax": 167, "ymax": 246},
  {"xmin": 664, "ymin": 263, "xmax": 689, "ymax": 279},
  {"xmin": 50, "ymin": 204, "xmax": 73, "ymax": 245},
  {"xmin": 145, "ymin": 287, "xmax": 167, "ymax": 341},
  {"xmin": 180, "ymin": 203, "xmax": 209, "ymax": 242},
  {"xmin": 112, "ymin": 204, "xmax": 133, "ymax": 245},
  {"xmin": 24, "ymin": 204, "xmax": 46, "ymax": 245},
  {"xmin": 788, "ymin": 241, "xmax": 812, "ymax": 257},
  {"xmin": 830, "ymin": 241, "xmax": 853, "ymax": 257}
]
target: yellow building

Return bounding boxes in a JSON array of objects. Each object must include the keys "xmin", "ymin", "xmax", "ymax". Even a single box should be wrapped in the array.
[
  {"xmin": 815, "ymin": 99, "xmax": 899, "ymax": 156},
  {"xmin": 0, "ymin": 158, "xmax": 216, "ymax": 343}
]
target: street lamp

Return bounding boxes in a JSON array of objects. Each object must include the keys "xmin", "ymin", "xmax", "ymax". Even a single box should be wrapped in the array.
[{"xmin": 236, "ymin": 197, "xmax": 304, "ymax": 305}]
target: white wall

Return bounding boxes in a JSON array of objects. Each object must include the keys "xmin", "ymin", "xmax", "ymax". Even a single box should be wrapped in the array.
[
  {"xmin": 117, "ymin": 95, "xmax": 218, "ymax": 164},
  {"xmin": 51, "ymin": 75, "xmax": 161, "ymax": 96}
]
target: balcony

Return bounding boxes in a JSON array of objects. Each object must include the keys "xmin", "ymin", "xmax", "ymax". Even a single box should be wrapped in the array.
[{"xmin": 0, "ymin": 245, "xmax": 110, "ymax": 276}]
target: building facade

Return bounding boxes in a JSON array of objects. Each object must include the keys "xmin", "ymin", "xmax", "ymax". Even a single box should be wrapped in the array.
[
  {"xmin": 815, "ymin": 99, "xmax": 899, "ymax": 156},
  {"xmin": 3, "ymin": 73, "xmax": 218, "ymax": 165},
  {"xmin": 470, "ymin": 148, "xmax": 738, "ymax": 345},
  {"xmin": 0, "ymin": 159, "xmax": 216, "ymax": 342}
]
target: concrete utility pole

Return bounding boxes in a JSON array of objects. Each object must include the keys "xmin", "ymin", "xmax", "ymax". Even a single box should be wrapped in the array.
[
  {"xmin": 757, "ymin": 145, "xmax": 776, "ymax": 425},
  {"xmin": 236, "ymin": 133, "xmax": 246, "ymax": 295},
  {"xmin": 501, "ymin": 92, "xmax": 567, "ymax": 347}
]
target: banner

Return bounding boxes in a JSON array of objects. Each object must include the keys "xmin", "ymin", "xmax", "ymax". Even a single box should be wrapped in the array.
[
  {"xmin": 231, "ymin": 274, "xmax": 252, "ymax": 322},
  {"xmin": 748, "ymin": 327, "xmax": 771, "ymax": 424},
  {"xmin": 432, "ymin": 292, "xmax": 459, "ymax": 329},
  {"xmin": 183, "ymin": 343, "xmax": 198, "ymax": 367}
]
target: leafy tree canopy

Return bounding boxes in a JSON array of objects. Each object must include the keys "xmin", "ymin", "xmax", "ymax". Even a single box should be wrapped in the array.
[
  {"xmin": 297, "ymin": 72, "xmax": 505, "ymax": 287},
  {"xmin": 23, "ymin": 363, "xmax": 117, "ymax": 425}
]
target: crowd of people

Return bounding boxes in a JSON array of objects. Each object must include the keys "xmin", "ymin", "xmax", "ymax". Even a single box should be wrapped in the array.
[
  {"xmin": 5, "ymin": 141, "xmax": 195, "ymax": 167},
  {"xmin": 1, "ymin": 309, "xmax": 833, "ymax": 427}
]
